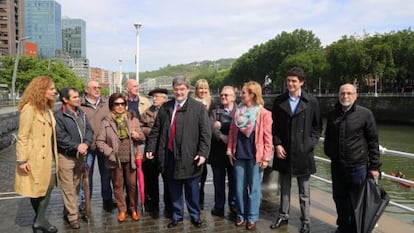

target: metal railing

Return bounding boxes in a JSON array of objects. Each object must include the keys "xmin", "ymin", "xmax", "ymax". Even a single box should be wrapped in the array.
[{"xmin": 313, "ymin": 139, "xmax": 414, "ymax": 213}]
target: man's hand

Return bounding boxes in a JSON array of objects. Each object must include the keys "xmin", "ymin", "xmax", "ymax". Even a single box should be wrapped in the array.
[
  {"xmin": 194, "ymin": 155, "xmax": 205, "ymax": 166},
  {"xmin": 370, "ymin": 170, "xmax": 380, "ymax": 180},
  {"xmin": 77, "ymin": 143, "xmax": 88, "ymax": 156},
  {"xmin": 275, "ymin": 145, "xmax": 287, "ymax": 159},
  {"xmin": 146, "ymin": 152, "xmax": 154, "ymax": 160}
]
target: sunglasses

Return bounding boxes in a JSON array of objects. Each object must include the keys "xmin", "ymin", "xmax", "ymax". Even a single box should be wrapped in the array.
[{"xmin": 113, "ymin": 102, "xmax": 126, "ymax": 107}]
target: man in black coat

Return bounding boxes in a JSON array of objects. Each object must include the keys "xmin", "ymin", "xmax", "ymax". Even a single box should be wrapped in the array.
[
  {"xmin": 324, "ymin": 83, "xmax": 381, "ymax": 233},
  {"xmin": 270, "ymin": 67, "xmax": 322, "ymax": 233},
  {"xmin": 145, "ymin": 77, "xmax": 211, "ymax": 228}
]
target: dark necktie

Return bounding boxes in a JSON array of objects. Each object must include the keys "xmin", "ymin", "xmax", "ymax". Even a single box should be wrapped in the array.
[{"xmin": 168, "ymin": 105, "xmax": 181, "ymax": 151}]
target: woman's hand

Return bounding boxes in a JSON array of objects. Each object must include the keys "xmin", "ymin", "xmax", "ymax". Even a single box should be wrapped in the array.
[
  {"xmin": 227, "ymin": 152, "xmax": 236, "ymax": 166},
  {"xmin": 260, "ymin": 160, "xmax": 269, "ymax": 169},
  {"xmin": 18, "ymin": 162, "xmax": 30, "ymax": 174}
]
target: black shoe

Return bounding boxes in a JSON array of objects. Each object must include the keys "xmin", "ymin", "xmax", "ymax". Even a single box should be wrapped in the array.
[
  {"xmin": 211, "ymin": 208, "xmax": 225, "ymax": 217},
  {"xmin": 32, "ymin": 222, "xmax": 58, "ymax": 233},
  {"xmin": 164, "ymin": 209, "xmax": 172, "ymax": 218},
  {"xmin": 167, "ymin": 218, "xmax": 183, "ymax": 228},
  {"xmin": 270, "ymin": 217, "xmax": 288, "ymax": 229},
  {"xmin": 103, "ymin": 200, "xmax": 113, "ymax": 213},
  {"xmin": 199, "ymin": 202, "xmax": 204, "ymax": 210},
  {"xmin": 191, "ymin": 218, "xmax": 203, "ymax": 228},
  {"xmin": 300, "ymin": 223, "xmax": 310, "ymax": 233}
]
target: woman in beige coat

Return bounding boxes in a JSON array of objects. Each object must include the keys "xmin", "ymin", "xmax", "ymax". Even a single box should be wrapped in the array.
[{"xmin": 15, "ymin": 76, "xmax": 59, "ymax": 233}]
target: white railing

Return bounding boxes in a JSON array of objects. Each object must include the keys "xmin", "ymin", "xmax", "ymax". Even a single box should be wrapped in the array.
[{"xmin": 313, "ymin": 143, "xmax": 414, "ymax": 213}]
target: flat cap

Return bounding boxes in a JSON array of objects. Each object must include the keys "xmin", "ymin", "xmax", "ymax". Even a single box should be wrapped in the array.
[{"xmin": 148, "ymin": 88, "xmax": 168, "ymax": 96}]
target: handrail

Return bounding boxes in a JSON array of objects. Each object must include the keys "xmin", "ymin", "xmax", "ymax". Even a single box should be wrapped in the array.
[{"xmin": 313, "ymin": 155, "xmax": 414, "ymax": 213}]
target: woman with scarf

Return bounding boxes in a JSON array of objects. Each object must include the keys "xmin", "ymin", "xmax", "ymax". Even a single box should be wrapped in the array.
[
  {"xmin": 226, "ymin": 81, "xmax": 273, "ymax": 230},
  {"xmin": 96, "ymin": 93, "xmax": 145, "ymax": 222}
]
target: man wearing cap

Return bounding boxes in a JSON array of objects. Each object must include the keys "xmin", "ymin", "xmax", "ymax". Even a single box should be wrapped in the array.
[{"xmin": 140, "ymin": 88, "xmax": 171, "ymax": 218}]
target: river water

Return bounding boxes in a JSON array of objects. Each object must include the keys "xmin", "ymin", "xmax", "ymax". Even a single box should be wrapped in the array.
[{"xmin": 312, "ymin": 123, "xmax": 414, "ymax": 225}]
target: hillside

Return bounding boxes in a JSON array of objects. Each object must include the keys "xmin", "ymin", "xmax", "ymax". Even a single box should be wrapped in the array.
[{"xmin": 136, "ymin": 58, "xmax": 236, "ymax": 82}]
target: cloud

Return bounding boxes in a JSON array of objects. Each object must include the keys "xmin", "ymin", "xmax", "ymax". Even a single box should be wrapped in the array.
[{"xmin": 57, "ymin": 0, "xmax": 414, "ymax": 72}]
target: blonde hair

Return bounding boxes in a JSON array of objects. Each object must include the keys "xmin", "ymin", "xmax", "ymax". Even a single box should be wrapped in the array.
[
  {"xmin": 193, "ymin": 79, "xmax": 212, "ymax": 110},
  {"xmin": 18, "ymin": 76, "xmax": 55, "ymax": 112},
  {"xmin": 244, "ymin": 81, "xmax": 264, "ymax": 106}
]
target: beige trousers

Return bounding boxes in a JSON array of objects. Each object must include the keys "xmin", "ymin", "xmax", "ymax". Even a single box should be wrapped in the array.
[{"xmin": 58, "ymin": 153, "xmax": 84, "ymax": 222}]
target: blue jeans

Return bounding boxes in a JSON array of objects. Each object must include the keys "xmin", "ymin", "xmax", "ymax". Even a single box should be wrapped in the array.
[
  {"xmin": 234, "ymin": 159, "xmax": 262, "ymax": 222},
  {"xmin": 79, "ymin": 150, "xmax": 113, "ymax": 204},
  {"xmin": 212, "ymin": 165, "xmax": 236, "ymax": 211}
]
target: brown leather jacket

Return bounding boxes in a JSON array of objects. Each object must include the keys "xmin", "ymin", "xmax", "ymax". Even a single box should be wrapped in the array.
[{"xmin": 140, "ymin": 105, "xmax": 159, "ymax": 137}]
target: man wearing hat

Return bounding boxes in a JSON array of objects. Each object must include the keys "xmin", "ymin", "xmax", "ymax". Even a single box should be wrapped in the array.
[{"xmin": 140, "ymin": 87, "xmax": 170, "ymax": 218}]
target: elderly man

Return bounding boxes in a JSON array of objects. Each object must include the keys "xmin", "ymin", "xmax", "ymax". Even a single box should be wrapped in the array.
[
  {"xmin": 140, "ymin": 88, "xmax": 171, "ymax": 218},
  {"xmin": 80, "ymin": 81, "xmax": 115, "ymax": 213},
  {"xmin": 209, "ymin": 86, "xmax": 237, "ymax": 218},
  {"xmin": 124, "ymin": 79, "xmax": 151, "ymax": 120},
  {"xmin": 324, "ymin": 84, "xmax": 381, "ymax": 233},
  {"xmin": 145, "ymin": 77, "xmax": 211, "ymax": 228}
]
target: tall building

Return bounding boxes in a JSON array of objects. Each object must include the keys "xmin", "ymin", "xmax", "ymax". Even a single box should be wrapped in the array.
[
  {"xmin": 25, "ymin": 0, "xmax": 61, "ymax": 58},
  {"xmin": 0, "ymin": 0, "xmax": 25, "ymax": 57},
  {"xmin": 62, "ymin": 16, "xmax": 86, "ymax": 58}
]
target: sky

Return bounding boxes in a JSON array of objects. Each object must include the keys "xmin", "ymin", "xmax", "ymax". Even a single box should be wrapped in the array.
[{"xmin": 57, "ymin": 0, "xmax": 414, "ymax": 73}]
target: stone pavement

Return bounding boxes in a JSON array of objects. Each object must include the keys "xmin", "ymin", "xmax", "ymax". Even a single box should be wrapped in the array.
[{"xmin": 1, "ymin": 143, "xmax": 412, "ymax": 233}]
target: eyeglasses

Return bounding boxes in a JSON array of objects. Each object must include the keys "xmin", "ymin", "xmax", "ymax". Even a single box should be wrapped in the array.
[
  {"xmin": 220, "ymin": 93, "xmax": 232, "ymax": 97},
  {"xmin": 89, "ymin": 86, "xmax": 101, "ymax": 90},
  {"xmin": 340, "ymin": 92, "xmax": 356, "ymax": 96},
  {"xmin": 113, "ymin": 102, "xmax": 126, "ymax": 107}
]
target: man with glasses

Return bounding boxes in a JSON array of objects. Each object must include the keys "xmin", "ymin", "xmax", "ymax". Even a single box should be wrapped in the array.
[
  {"xmin": 145, "ymin": 77, "xmax": 211, "ymax": 228},
  {"xmin": 324, "ymin": 84, "xmax": 381, "ymax": 233},
  {"xmin": 209, "ymin": 86, "xmax": 237, "ymax": 218},
  {"xmin": 80, "ymin": 81, "xmax": 115, "ymax": 213}
]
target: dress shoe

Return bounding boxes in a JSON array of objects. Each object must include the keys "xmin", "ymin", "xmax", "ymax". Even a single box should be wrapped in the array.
[
  {"xmin": 131, "ymin": 211, "xmax": 140, "ymax": 221},
  {"xmin": 191, "ymin": 218, "xmax": 203, "ymax": 228},
  {"xmin": 103, "ymin": 200, "xmax": 114, "ymax": 213},
  {"xmin": 270, "ymin": 217, "xmax": 288, "ymax": 229},
  {"xmin": 68, "ymin": 219, "xmax": 80, "ymax": 229},
  {"xmin": 300, "ymin": 223, "xmax": 310, "ymax": 233},
  {"xmin": 32, "ymin": 222, "xmax": 58, "ymax": 233},
  {"xmin": 235, "ymin": 218, "xmax": 244, "ymax": 227},
  {"xmin": 167, "ymin": 218, "xmax": 183, "ymax": 228},
  {"xmin": 246, "ymin": 221, "xmax": 256, "ymax": 230},
  {"xmin": 117, "ymin": 212, "xmax": 126, "ymax": 222},
  {"xmin": 211, "ymin": 208, "xmax": 225, "ymax": 217}
]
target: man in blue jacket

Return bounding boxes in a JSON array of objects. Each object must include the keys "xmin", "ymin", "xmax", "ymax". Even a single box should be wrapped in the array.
[{"xmin": 55, "ymin": 87, "xmax": 93, "ymax": 229}]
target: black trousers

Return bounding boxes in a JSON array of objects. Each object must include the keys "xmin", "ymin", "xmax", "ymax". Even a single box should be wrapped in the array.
[{"xmin": 143, "ymin": 159, "xmax": 171, "ymax": 212}]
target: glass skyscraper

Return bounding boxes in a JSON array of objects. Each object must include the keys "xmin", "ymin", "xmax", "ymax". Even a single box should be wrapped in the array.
[
  {"xmin": 25, "ymin": 0, "xmax": 62, "ymax": 58},
  {"xmin": 62, "ymin": 17, "xmax": 86, "ymax": 59}
]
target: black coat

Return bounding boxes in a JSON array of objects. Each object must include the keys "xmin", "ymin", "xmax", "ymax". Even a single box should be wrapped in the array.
[
  {"xmin": 146, "ymin": 97, "xmax": 211, "ymax": 179},
  {"xmin": 271, "ymin": 91, "xmax": 322, "ymax": 176},
  {"xmin": 208, "ymin": 105, "xmax": 234, "ymax": 167},
  {"xmin": 324, "ymin": 102, "xmax": 381, "ymax": 170}
]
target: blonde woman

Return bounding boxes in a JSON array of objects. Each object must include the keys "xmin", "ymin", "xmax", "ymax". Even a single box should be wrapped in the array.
[
  {"xmin": 227, "ymin": 81, "xmax": 273, "ymax": 230},
  {"xmin": 15, "ymin": 76, "xmax": 59, "ymax": 233},
  {"xmin": 192, "ymin": 78, "xmax": 213, "ymax": 209}
]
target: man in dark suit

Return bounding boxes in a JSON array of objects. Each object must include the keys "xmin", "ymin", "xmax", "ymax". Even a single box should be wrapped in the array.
[
  {"xmin": 270, "ymin": 67, "xmax": 322, "ymax": 233},
  {"xmin": 145, "ymin": 77, "xmax": 211, "ymax": 228}
]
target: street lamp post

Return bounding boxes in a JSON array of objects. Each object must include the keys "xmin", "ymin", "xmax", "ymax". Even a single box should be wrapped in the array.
[
  {"xmin": 133, "ymin": 22, "xmax": 142, "ymax": 85},
  {"xmin": 118, "ymin": 58, "xmax": 123, "ymax": 93},
  {"xmin": 11, "ymin": 37, "xmax": 30, "ymax": 107}
]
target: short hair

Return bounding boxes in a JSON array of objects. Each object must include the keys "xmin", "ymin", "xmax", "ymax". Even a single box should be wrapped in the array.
[
  {"xmin": 108, "ymin": 92, "xmax": 127, "ymax": 110},
  {"xmin": 222, "ymin": 86, "xmax": 236, "ymax": 95},
  {"xmin": 59, "ymin": 87, "xmax": 78, "ymax": 102},
  {"xmin": 287, "ymin": 67, "xmax": 306, "ymax": 81},
  {"xmin": 172, "ymin": 76, "xmax": 190, "ymax": 88},
  {"xmin": 243, "ymin": 81, "xmax": 264, "ymax": 106}
]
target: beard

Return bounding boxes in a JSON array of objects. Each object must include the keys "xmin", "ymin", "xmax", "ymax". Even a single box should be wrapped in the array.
[{"xmin": 340, "ymin": 99, "xmax": 354, "ymax": 107}]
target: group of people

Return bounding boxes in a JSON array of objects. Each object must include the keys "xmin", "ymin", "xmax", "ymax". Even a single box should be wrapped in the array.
[{"xmin": 14, "ymin": 66, "xmax": 381, "ymax": 233}]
